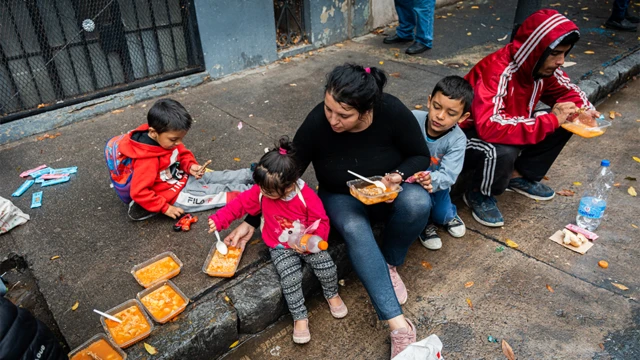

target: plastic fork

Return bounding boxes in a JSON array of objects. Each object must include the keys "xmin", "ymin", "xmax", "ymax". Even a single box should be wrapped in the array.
[{"xmin": 347, "ymin": 170, "xmax": 386, "ymax": 190}]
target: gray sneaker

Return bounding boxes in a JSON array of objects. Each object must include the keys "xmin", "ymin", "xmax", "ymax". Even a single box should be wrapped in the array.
[{"xmin": 419, "ymin": 224, "xmax": 442, "ymax": 250}]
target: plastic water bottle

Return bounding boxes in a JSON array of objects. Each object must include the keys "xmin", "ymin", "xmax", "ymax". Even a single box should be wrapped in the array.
[
  {"xmin": 576, "ymin": 160, "xmax": 614, "ymax": 231},
  {"xmin": 288, "ymin": 234, "xmax": 328, "ymax": 253}
]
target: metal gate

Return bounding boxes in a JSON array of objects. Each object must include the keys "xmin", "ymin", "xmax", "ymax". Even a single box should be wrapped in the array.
[{"xmin": 0, "ymin": 0, "xmax": 204, "ymax": 124}]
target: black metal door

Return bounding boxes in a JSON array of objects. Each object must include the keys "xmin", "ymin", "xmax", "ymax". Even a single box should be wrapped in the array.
[{"xmin": 0, "ymin": 0, "xmax": 204, "ymax": 124}]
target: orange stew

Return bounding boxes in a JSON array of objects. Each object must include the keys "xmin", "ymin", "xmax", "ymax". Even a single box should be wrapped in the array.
[
  {"xmin": 70, "ymin": 339, "xmax": 123, "ymax": 360},
  {"xmin": 135, "ymin": 257, "xmax": 180, "ymax": 287},
  {"xmin": 105, "ymin": 305, "xmax": 151, "ymax": 347},
  {"xmin": 561, "ymin": 122, "xmax": 604, "ymax": 138},
  {"xmin": 206, "ymin": 246, "xmax": 242, "ymax": 276},
  {"xmin": 350, "ymin": 185, "xmax": 399, "ymax": 205},
  {"xmin": 140, "ymin": 284, "xmax": 186, "ymax": 321}
]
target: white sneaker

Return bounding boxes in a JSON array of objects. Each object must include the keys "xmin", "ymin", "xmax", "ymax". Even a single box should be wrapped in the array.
[
  {"xmin": 446, "ymin": 215, "xmax": 466, "ymax": 238},
  {"xmin": 419, "ymin": 225, "xmax": 442, "ymax": 250}
]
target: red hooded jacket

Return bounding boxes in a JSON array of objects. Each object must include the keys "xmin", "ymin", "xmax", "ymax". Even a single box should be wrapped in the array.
[
  {"xmin": 118, "ymin": 124, "xmax": 198, "ymax": 213},
  {"xmin": 461, "ymin": 9, "xmax": 593, "ymax": 145}
]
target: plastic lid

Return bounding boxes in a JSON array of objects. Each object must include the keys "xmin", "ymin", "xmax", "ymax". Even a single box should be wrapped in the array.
[
  {"xmin": 318, "ymin": 240, "xmax": 328, "ymax": 251},
  {"xmin": 601, "ymin": 159, "xmax": 610, "ymax": 167}
]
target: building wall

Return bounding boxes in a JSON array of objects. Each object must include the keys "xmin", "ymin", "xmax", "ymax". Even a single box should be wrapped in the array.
[{"xmin": 193, "ymin": 0, "xmax": 278, "ymax": 78}]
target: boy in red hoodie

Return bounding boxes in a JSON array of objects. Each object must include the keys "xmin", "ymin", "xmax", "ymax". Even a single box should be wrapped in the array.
[{"xmin": 118, "ymin": 99, "xmax": 253, "ymax": 219}]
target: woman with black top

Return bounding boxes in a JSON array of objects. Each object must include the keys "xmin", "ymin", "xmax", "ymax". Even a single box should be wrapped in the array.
[{"xmin": 224, "ymin": 64, "xmax": 432, "ymax": 358}]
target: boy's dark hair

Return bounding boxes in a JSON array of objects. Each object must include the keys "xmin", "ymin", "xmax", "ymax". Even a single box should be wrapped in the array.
[
  {"xmin": 430, "ymin": 75, "xmax": 474, "ymax": 114},
  {"xmin": 558, "ymin": 31, "xmax": 580, "ymax": 47},
  {"xmin": 147, "ymin": 98, "xmax": 193, "ymax": 133},
  {"xmin": 325, "ymin": 63, "xmax": 387, "ymax": 114},
  {"xmin": 253, "ymin": 136, "xmax": 301, "ymax": 198}
]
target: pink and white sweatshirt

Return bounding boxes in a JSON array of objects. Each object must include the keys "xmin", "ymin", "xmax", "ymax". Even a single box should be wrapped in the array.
[{"xmin": 208, "ymin": 180, "xmax": 330, "ymax": 249}]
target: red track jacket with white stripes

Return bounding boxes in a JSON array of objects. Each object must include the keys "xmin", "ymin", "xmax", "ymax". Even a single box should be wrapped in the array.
[{"xmin": 460, "ymin": 9, "xmax": 593, "ymax": 145}]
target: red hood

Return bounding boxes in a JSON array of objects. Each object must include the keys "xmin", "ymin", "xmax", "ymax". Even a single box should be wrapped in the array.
[
  {"xmin": 507, "ymin": 9, "xmax": 579, "ymax": 77},
  {"xmin": 118, "ymin": 123, "xmax": 184, "ymax": 159}
]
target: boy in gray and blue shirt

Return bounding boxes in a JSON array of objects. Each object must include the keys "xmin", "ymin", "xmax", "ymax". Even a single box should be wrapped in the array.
[{"xmin": 411, "ymin": 76, "xmax": 473, "ymax": 250}]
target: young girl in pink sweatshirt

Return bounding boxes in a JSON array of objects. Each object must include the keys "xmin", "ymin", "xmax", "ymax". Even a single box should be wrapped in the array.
[{"xmin": 208, "ymin": 137, "xmax": 347, "ymax": 344}]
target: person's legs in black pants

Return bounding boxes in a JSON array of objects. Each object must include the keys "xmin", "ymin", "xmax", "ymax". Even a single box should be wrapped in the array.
[{"xmin": 515, "ymin": 127, "xmax": 572, "ymax": 182}]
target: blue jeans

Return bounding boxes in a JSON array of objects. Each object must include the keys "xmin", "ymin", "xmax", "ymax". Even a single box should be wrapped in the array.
[
  {"xmin": 609, "ymin": 0, "xmax": 630, "ymax": 22},
  {"xmin": 430, "ymin": 189, "xmax": 457, "ymax": 225},
  {"xmin": 394, "ymin": 0, "xmax": 435, "ymax": 48},
  {"xmin": 319, "ymin": 183, "xmax": 431, "ymax": 320}
]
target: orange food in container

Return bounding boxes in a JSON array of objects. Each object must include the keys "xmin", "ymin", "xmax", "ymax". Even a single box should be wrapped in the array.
[
  {"xmin": 202, "ymin": 245, "xmax": 243, "ymax": 278},
  {"xmin": 100, "ymin": 299, "xmax": 154, "ymax": 348},
  {"xmin": 131, "ymin": 251, "xmax": 183, "ymax": 288},
  {"xmin": 561, "ymin": 114, "xmax": 611, "ymax": 138},
  {"xmin": 68, "ymin": 333, "xmax": 126, "ymax": 360},
  {"xmin": 347, "ymin": 176, "xmax": 403, "ymax": 205},
  {"xmin": 138, "ymin": 280, "xmax": 189, "ymax": 324}
]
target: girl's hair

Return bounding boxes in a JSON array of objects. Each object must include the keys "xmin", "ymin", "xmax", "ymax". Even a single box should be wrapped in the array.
[
  {"xmin": 253, "ymin": 136, "xmax": 300, "ymax": 198},
  {"xmin": 324, "ymin": 63, "xmax": 387, "ymax": 114}
]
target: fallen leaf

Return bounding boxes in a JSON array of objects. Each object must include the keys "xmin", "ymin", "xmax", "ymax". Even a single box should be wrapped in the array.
[
  {"xmin": 283, "ymin": 57, "xmax": 291, "ymax": 63},
  {"xmin": 467, "ymin": 32, "xmax": 472, "ymax": 36},
  {"xmin": 71, "ymin": 301, "xmax": 79, "ymax": 311},
  {"xmin": 229, "ymin": 340, "xmax": 240, "ymax": 349},
  {"xmin": 421, "ymin": 261, "xmax": 433, "ymax": 270},
  {"xmin": 496, "ymin": 17, "xmax": 501, "ymax": 21},
  {"xmin": 289, "ymin": 83, "xmax": 297, "ymax": 87},
  {"xmin": 211, "ymin": 136, "xmax": 216, "ymax": 142},
  {"xmin": 569, "ymin": 54, "xmax": 576, "ymax": 58},
  {"xmin": 308, "ymin": 51, "xmax": 314, "ymax": 56},
  {"xmin": 505, "ymin": 239, "xmax": 519, "ymax": 248},
  {"xmin": 237, "ymin": 121, "xmax": 243, "ymax": 130},
  {"xmin": 233, "ymin": 157, "xmax": 241, "ymax": 162},
  {"xmin": 497, "ymin": 34, "xmax": 509, "ymax": 41},
  {"xmin": 629, "ymin": 186, "xmax": 637, "ymax": 197},
  {"xmin": 632, "ymin": 224, "xmax": 638, "ymax": 229},
  {"xmin": 464, "ymin": 281, "xmax": 474, "ymax": 288},
  {"xmin": 111, "ymin": 109, "xmax": 124, "ymax": 114},
  {"xmin": 144, "ymin": 343, "xmax": 158, "ymax": 355},
  {"xmin": 562, "ymin": 61, "xmax": 577, "ymax": 67},
  {"xmin": 613, "ymin": 183, "xmax": 620, "ymax": 187},
  {"xmin": 612, "ymin": 282, "xmax": 629, "ymax": 291},
  {"xmin": 633, "ymin": 156, "xmax": 640, "ymax": 163},
  {"xmin": 502, "ymin": 340, "xmax": 516, "ymax": 360},
  {"xmin": 599, "ymin": 343, "xmax": 605, "ymax": 350},
  {"xmin": 379, "ymin": 61, "xmax": 384, "ymax": 65},
  {"xmin": 389, "ymin": 72, "xmax": 401, "ymax": 78},
  {"xmin": 546, "ymin": 284, "xmax": 554, "ymax": 292},
  {"xmin": 471, "ymin": 5, "xmax": 479, "ymax": 9},
  {"xmin": 598, "ymin": 260, "xmax": 609, "ymax": 269},
  {"xmin": 573, "ymin": 181, "xmax": 582, "ymax": 186},
  {"xmin": 584, "ymin": 50, "xmax": 595, "ymax": 54},
  {"xmin": 543, "ymin": 176, "xmax": 550, "ymax": 180},
  {"xmin": 609, "ymin": 110, "xmax": 616, "ymax": 119},
  {"xmin": 615, "ymin": 112, "xmax": 622, "ymax": 117},
  {"xmin": 466, "ymin": 298, "xmax": 473, "ymax": 310},
  {"xmin": 50, "ymin": 255, "xmax": 60, "ymax": 260},
  {"xmin": 581, "ymin": 7, "xmax": 588, "ymax": 10},
  {"xmin": 549, "ymin": 3, "xmax": 561, "ymax": 7},
  {"xmin": 336, "ymin": 43, "xmax": 344, "ymax": 47},
  {"xmin": 224, "ymin": 296, "xmax": 231, "ymax": 302},
  {"xmin": 556, "ymin": 189, "xmax": 576, "ymax": 196},
  {"xmin": 414, "ymin": 105, "xmax": 423, "ymax": 109},
  {"xmin": 436, "ymin": 59, "xmax": 444, "ymax": 64},
  {"xmin": 599, "ymin": 71, "xmax": 604, "ymax": 75},
  {"xmin": 625, "ymin": 176, "xmax": 637, "ymax": 181},
  {"xmin": 583, "ymin": 17, "xmax": 589, "ymax": 21},
  {"xmin": 394, "ymin": 53, "xmax": 399, "ymax": 57}
]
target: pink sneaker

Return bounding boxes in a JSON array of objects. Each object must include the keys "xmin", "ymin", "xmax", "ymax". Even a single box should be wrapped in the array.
[
  {"xmin": 292, "ymin": 318, "xmax": 310, "ymax": 344},
  {"xmin": 390, "ymin": 318, "xmax": 417, "ymax": 359},
  {"xmin": 326, "ymin": 295, "xmax": 348, "ymax": 318},
  {"xmin": 388, "ymin": 264, "xmax": 408, "ymax": 305}
]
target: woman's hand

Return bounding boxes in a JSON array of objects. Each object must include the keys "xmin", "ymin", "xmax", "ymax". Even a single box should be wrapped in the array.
[
  {"xmin": 415, "ymin": 171, "xmax": 433, "ymax": 193},
  {"xmin": 382, "ymin": 173, "xmax": 403, "ymax": 203},
  {"xmin": 224, "ymin": 221, "xmax": 256, "ymax": 251}
]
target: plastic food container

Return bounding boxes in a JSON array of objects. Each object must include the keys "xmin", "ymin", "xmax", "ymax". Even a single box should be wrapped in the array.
[
  {"xmin": 68, "ymin": 333, "xmax": 126, "ymax": 360},
  {"xmin": 137, "ymin": 280, "xmax": 189, "ymax": 324},
  {"xmin": 100, "ymin": 299, "xmax": 154, "ymax": 348},
  {"xmin": 347, "ymin": 176, "xmax": 403, "ymax": 205},
  {"xmin": 561, "ymin": 117, "xmax": 611, "ymax": 138},
  {"xmin": 131, "ymin": 251, "xmax": 183, "ymax": 288},
  {"xmin": 202, "ymin": 244, "xmax": 243, "ymax": 278}
]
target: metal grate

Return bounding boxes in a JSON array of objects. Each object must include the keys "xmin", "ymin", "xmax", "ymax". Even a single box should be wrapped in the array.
[
  {"xmin": 0, "ymin": 0, "xmax": 204, "ymax": 124},
  {"xmin": 274, "ymin": 0, "xmax": 307, "ymax": 50}
]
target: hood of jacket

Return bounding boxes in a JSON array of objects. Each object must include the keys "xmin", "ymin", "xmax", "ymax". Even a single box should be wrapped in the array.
[
  {"xmin": 119, "ymin": 123, "xmax": 185, "ymax": 159},
  {"xmin": 507, "ymin": 9, "xmax": 579, "ymax": 78}
]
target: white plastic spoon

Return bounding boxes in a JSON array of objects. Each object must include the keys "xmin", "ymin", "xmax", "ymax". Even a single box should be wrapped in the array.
[
  {"xmin": 94, "ymin": 309, "xmax": 123, "ymax": 323},
  {"xmin": 214, "ymin": 230, "xmax": 228, "ymax": 255},
  {"xmin": 347, "ymin": 170, "xmax": 386, "ymax": 190}
]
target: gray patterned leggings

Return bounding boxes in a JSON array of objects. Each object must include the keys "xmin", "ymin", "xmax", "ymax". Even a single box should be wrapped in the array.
[{"xmin": 269, "ymin": 248, "xmax": 339, "ymax": 320}]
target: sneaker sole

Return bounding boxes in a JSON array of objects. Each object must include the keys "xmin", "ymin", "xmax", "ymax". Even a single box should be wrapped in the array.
[
  {"xmin": 420, "ymin": 239, "xmax": 442, "ymax": 250},
  {"xmin": 293, "ymin": 335, "xmax": 311, "ymax": 344},
  {"xmin": 463, "ymin": 194, "xmax": 505, "ymax": 228},
  {"xmin": 506, "ymin": 187, "xmax": 555, "ymax": 201},
  {"xmin": 447, "ymin": 227, "xmax": 466, "ymax": 238}
]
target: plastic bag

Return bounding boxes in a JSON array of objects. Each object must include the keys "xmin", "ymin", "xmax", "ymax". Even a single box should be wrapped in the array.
[
  {"xmin": 394, "ymin": 334, "xmax": 444, "ymax": 360},
  {"xmin": 0, "ymin": 196, "xmax": 30, "ymax": 234}
]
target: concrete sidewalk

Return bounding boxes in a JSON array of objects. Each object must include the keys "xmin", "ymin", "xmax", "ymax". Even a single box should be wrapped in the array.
[{"xmin": 1, "ymin": 0, "xmax": 639, "ymax": 359}]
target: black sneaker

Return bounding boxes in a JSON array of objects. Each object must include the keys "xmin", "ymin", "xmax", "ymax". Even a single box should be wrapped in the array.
[
  {"xmin": 626, "ymin": 11, "xmax": 640, "ymax": 24},
  {"xmin": 463, "ymin": 190, "xmax": 504, "ymax": 227},
  {"xmin": 507, "ymin": 178, "xmax": 555, "ymax": 201},
  {"xmin": 605, "ymin": 19, "xmax": 638, "ymax": 32},
  {"xmin": 419, "ymin": 224, "xmax": 442, "ymax": 250},
  {"xmin": 383, "ymin": 34, "xmax": 413, "ymax": 44}
]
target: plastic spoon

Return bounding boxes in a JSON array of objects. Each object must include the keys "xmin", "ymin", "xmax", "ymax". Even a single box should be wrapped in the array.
[
  {"xmin": 214, "ymin": 230, "xmax": 228, "ymax": 255},
  {"xmin": 347, "ymin": 170, "xmax": 386, "ymax": 190},
  {"xmin": 94, "ymin": 309, "xmax": 123, "ymax": 323}
]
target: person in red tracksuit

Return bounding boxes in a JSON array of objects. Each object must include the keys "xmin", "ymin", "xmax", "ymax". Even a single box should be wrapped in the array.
[{"xmin": 459, "ymin": 9, "xmax": 600, "ymax": 227}]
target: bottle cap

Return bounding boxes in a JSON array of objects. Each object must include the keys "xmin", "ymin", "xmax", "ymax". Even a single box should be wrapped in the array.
[
  {"xmin": 601, "ymin": 159, "xmax": 610, "ymax": 167},
  {"xmin": 318, "ymin": 240, "xmax": 328, "ymax": 251}
]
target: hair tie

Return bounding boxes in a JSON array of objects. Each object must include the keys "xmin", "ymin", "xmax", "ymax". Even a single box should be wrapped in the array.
[
  {"xmin": 279, "ymin": 147, "xmax": 288, "ymax": 155},
  {"xmin": 364, "ymin": 67, "xmax": 371, "ymax": 74}
]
